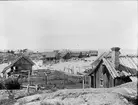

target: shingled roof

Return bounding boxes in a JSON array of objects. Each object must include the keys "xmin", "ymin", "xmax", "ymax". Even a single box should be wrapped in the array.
[{"xmin": 88, "ymin": 51, "xmax": 138, "ymax": 79}]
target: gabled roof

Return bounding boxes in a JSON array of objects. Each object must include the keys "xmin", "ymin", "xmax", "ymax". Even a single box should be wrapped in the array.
[
  {"xmin": 59, "ymin": 51, "xmax": 70, "ymax": 58},
  {"xmin": 104, "ymin": 55, "xmax": 138, "ymax": 78},
  {"xmin": 87, "ymin": 52, "xmax": 107, "ymax": 75},
  {"xmin": 2, "ymin": 55, "xmax": 34, "ymax": 74},
  {"xmin": 88, "ymin": 51, "xmax": 138, "ymax": 78},
  {"xmin": 102, "ymin": 58, "xmax": 120, "ymax": 78}
]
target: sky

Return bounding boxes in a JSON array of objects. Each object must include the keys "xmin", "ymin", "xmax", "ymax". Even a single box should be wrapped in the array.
[{"xmin": 0, "ymin": 1, "xmax": 137, "ymax": 52}]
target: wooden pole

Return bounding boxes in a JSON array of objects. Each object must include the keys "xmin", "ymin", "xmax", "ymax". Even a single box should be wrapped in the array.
[
  {"xmin": 26, "ymin": 84, "xmax": 30, "ymax": 95},
  {"xmin": 63, "ymin": 73, "xmax": 65, "ymax": 88},
  {"xmin": 89, "ymin": 76, "xmax": 91, "ymax": 88},
  {"xmin": 85, "ymin": 75, "xmax": 87, "ymax": 85},
  {"xmin": 44, "ymin": 72, "xmax": 47, "ymax": 85},
  {"xmin": 63, "ymin": 67, "xmax": 65, "ymax": 88},
  {"xmin": 47, "ymin": 73, "xmax": 49, "ymax": 85},
  {"xmin": 27, "ymin": 70, "xmax": 30, "ymax": 95},
  {"xmin": 28, "ymin": 70, "xmax": 30, "ymax": 85},
  {"xmin": 79, "ymin": 67, "xmax": 81, "ymax": 72},
  {"xmin": 82, "ymin": 76, "xmax": 84, "ymax": 90},
  {"xmin": 35, "ymin": 84, "xmax": 38, "ymax": 92}
]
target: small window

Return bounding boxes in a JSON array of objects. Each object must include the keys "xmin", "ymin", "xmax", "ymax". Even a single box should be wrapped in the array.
[{"xmin": 100, "ymin": 78, "xmax": 104, "ymax": 86}]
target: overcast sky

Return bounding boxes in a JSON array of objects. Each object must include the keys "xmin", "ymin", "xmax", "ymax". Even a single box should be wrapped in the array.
[{"xmin": 0, "ymin": 1, "xmax": 137, "ymax": 51}]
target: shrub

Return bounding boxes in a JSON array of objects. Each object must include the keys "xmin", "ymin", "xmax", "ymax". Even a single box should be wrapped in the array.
[
  {"xmin": 0, "ymin": 77, "xmax": 21, "ymax": 90},
  {"xmin": 4, "ymin": 77, "xmax": 21, "ymax": 90},
  {"xmin": 0, "ymin": 79, "xmax": 4, "ymax": 89}
]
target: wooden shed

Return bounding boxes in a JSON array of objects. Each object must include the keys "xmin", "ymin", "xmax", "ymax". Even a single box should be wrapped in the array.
[
  {"xmin": 70, "ymin": 51, "xmax": 81, "ymax": 58},
  {"xmin": 42, "ymin": 52, "xmax": 59, "ymax": 61},
  {"xmin": 2, "ymin": 55, "xmax": 34, "ymax": 78},
  {"xmin": 88, "ymin": 47, "xmax": 138, "ymax": 88},
  {"xmin": 89, "ymin": 50, "xmax": 98, "ymax": 56}
]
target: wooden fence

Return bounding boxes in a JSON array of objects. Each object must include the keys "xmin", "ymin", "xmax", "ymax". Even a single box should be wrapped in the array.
[{"xmin": 19, "ymin": 70, "xmax": 91, "ymax": 90}]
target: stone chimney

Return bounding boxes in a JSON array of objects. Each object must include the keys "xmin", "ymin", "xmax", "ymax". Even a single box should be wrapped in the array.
[{"xmin": 111, "ymin": 47, "xmax": 120, "ymax": 69}]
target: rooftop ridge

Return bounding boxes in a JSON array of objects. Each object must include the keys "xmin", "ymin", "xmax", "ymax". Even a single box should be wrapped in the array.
[{"xmin": 119, "ymin": 54, "xmax": 138, "ymax": 57}]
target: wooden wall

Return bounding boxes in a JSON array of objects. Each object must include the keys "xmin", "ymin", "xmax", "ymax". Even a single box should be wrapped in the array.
[
  {"xmin": 90, "ymin": 63, "xmax": 115, "ymax": 88},
  {"xmin": 11, "ymin": 57, "xmax": 33, "ymax": 75},
  {"xmin": 95, "ymin": 64, "xmax": 102, "ymax": 88},
  {"xmin": 90, "ymin": 62, "xmax": 133, "ymax": 88},
  {"xmin": 102, "ymin": 66, "xmax": 114, "ymax": 88},
  {"xmin": 15, "ymin": 58, "xmax": 32, "ymax": 68}
]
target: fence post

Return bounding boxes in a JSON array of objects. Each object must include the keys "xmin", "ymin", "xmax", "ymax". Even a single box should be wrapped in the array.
[
  {"xmin": 44, "ymin": 72, "xmax": 47, "ymax": 85},
  {"xmin": 63, "ymin": 67, "xmax": 65, "ymax": 88},
  {"xmin": 89, "ymin": 76, "xmax": 91, "ymax": 88},
  {"xmin": 35, "ymin": 84, "xmax": 38, "ymax": 92},
  {"xmin": 26, "ymin": 84, "xmax": 30, "ymax": 95},
  {"xmin": 28, "ymin": 70, "xmax": 30, "ymax": 85},
  {"xmin": 82, "ymin": 76, "xmax": 85, "ymax": 90}
]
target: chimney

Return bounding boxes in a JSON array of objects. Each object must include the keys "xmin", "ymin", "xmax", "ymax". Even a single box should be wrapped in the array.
[{"xmin": 111, "ymin": 47, "xmax": 120, "ymax": 69}]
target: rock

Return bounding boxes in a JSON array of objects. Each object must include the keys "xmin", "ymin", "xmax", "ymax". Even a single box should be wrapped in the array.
[
  {"xmin": 24, "ymin": 101, "xmax": 41, "ymax": 105},
  {"xmin": 112, "ymin": 87, "xmax": 137, "ymax": 105},
  {"xmin": 63, "ymin": 97, "xmax": 86, "ymax": 105},
  {"xmin": 17, "ymin": 94, "xmax": 42, "ymax": 104},
  {"xmin": 122, "ymin": 98, "xmax": 128, "ymax": 104},
  {"xmin": 9, "ymin": 82, "xmax": 137, "ymax": 105},
  {"xmin": 0, "ymin": 90, "xmax": 9, "ymax": 100},
  {"xmin": 14, "ymin": 101, "xmax": 41, "ymax": 105},
  {"xmin": 14, "ymin": 103, "xmax": 20, "ymax": 105},
  {"xmin": 41, "ymin": 98, "xmax": 63, "ymax": 105},
  {"xmin": 112, "ymin": 87, "xmax": 137, "ymax": 97}
]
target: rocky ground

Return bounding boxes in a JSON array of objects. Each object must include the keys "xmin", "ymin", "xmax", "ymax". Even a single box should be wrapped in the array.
[{"xmin": 0, "ymin": 82, "xmax": 137, "ymax": 105}]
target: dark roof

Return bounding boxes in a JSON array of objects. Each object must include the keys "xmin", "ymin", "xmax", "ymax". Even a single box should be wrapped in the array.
[
  {"xmin": 88, "ymin": 51, "xmax": 138, "ymax": 78},
  {"xmin": 71, "ymin": 51, "xmax": 81, "ymax": 57},
  {"xmin": 59, "ymin": 51, "xmax": 70, "ymax": 58},
  {"xmin": 89, "ymin": 50, "xmax": 98, "ymax": 55},
  {"xmin": 2, "ymin": 55, "xmax": 34, "ymax": 74},
  {"xmin": 42, "ymin": 52, "xmax": 57, "ymax": 58}
]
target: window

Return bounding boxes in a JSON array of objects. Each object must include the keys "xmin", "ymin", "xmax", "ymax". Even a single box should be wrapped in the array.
[{"xmin": 100, "ymin": 78, "xmax": 104, "ymax": 86}]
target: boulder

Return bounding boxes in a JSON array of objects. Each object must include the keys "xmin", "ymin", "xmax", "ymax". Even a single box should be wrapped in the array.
[
  {"xmin": 41, "ymin": 98, "xmax": 63, "ymax": 105},
  {"xmin": 112, "ymin": 87, "xmax": 137, "ymax": 97},
  {"xmin": 17, "ymin": 94, "xmax": 42, "ymax": 104},
  {"xmin": 24, "ymin": 101, "xmax": 41, "ymax": 105}
]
